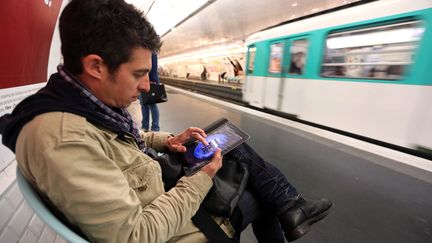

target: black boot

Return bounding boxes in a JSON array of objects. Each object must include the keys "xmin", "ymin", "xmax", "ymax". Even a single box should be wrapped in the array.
[{"xmin": 278, "ymin": 198, "xmax": 333, "ymax": 242}]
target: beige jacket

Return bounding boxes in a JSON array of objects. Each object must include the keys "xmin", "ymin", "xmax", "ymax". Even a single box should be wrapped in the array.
[{"xmin": 15, "ymin": 112, "xmax": 234, "ymax": 242}]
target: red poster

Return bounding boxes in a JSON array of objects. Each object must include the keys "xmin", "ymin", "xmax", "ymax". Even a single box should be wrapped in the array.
[{"xmin": 0, "ymin": 0, "xmax": 63, "ymax": 89}]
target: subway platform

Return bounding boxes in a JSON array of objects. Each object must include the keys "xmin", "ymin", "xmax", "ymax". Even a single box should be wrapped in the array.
[{"xmin": 157, "ymin": 85, "xmax": 432, "ymax": 243}]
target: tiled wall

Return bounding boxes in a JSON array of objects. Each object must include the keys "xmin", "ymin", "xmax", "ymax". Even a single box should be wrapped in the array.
[
  {"xmin": 0, "ymin": 161, "xmax": 66, "ymax": 243},
  {"xmin": 0, "ymin": 0, "xmax": 69, "ymax": 243}
]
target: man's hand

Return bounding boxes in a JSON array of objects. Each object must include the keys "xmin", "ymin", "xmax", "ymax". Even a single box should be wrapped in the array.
[
  {"xmin": 165, "ymin": 127, "xmax": 223, "ymax": 178},
  {"xmin": 165, "ymin": 127, "xmax": 208, "ymax": 153},
  {"xmin": 200, "ymin": 148, "xmax": 222, "ymax": 178}
]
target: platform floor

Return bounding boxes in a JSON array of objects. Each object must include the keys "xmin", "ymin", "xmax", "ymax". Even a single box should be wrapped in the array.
[{"xmin": 156, "ymin": 86, "xmax": 432, "ymax": 243}]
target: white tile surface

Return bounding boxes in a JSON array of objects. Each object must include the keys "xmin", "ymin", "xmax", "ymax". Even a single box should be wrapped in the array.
[
  {"xmin": 0, "ymin": 171, "xmax": 14, "ymax": 196},
  {"xmin": 38, "ymin": 226, "xmax": 56, "ymax": 243},
  {"xmin": 5, "ymin": 183, "xmax": 23, "ymax": 210},
  {"xmin": 54, "ymin": 235, "xmax": 68, "ymax": 243},
  {"xmin": 28, "ymin": 215, "xmax": 45, "ymax": 237},
  {"xmin": 0, "ymin": 143, "xmax": 15, "ymax": 172},
  {"xmin": 8, "ymin": 202, "xmax": 33, "ymax": 236},
  {"xmin": 0, "ymin": 198, "xmax": 14, "ymax": 229},
  {"xmin": 0, "ymin": 227, "xmax": 19, "ymax": 243},
  {"xmin": 19, "ymin": 230, "xmax": 39, "ymax": 243},
  {"xmin": 0, "ymin": 169, "xmax": 62, "ymax": 243},
  {"xmin": 5, "ymin": 162, "xmax": 17, "ymax": 178}
]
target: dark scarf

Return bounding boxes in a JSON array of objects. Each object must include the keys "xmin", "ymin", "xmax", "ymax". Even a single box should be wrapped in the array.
[{"xmin": 0, "ymin": 66, "xmax": 145, "ymax": 152}]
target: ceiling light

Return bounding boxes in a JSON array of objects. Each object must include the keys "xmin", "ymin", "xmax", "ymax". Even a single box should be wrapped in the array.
[{"xmin": 129, "ymin": 0, "xmax": 208, "ymax": 36}]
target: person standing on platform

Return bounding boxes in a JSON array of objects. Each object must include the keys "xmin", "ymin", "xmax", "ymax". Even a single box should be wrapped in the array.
[{"xmin": 139, "ymin": 52, "xmax": 160, "ymax": 131}]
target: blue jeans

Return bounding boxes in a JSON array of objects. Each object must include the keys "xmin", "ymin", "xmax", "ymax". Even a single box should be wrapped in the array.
[
  {"xmin": 228, "ymin": 143, "xmax": 301, "ymax": 242},
  {"xmin": 140, "ymin": 103, "xmax": 160, "ymax": 131}
]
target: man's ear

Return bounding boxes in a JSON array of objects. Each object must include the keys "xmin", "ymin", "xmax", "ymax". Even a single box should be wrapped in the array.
[{"xmin": 81, "ymin": 54, "xmax": 105, "ymax": 79}]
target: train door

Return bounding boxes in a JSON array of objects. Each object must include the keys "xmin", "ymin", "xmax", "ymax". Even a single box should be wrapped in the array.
[
  {"xmin": 243, "ymin": 45, "xmax": 262, "ymax": 106},
  {"xmin": 279, "ymin": 37, "xmax": 310, "ymax": 113},
  {"xmin": 262, "ymin": 40, "xmax": 286, "ymax": 110}
]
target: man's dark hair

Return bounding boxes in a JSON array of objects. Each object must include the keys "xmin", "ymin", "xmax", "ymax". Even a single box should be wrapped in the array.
[{"xmin": 59, "ymin": 0, "xmax": 161, "ymax": 75}]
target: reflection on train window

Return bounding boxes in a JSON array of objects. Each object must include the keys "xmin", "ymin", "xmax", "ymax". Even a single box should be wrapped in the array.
[
  {"xmin": 268, "ymin": 42, "xmax": 284, "ymax": 73},
  {"xmin": 247, "ymin": 46, "xmax": 256, "ymax": 74},
  {"xmin": 288, "ymin": 39, "xmax": 309, "ymax": 75},
  {"xmin": 321, "ymin": 20, "xmax": 424, "ymax": 80}
]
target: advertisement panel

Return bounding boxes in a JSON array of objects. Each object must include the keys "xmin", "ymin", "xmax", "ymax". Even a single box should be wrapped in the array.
[{"xmin": 0, "ymin": 0, "xmax": 62, "ymax": 89}]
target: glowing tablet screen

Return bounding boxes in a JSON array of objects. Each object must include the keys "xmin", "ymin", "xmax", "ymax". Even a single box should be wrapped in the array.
[{"xmin": 183, "ymin": 118, "xmax": 249, "ymax": 175}]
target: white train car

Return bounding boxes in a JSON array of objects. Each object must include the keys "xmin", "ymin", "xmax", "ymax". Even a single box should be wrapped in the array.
[{"xmin": 243, "ymin": 0, "xmax": 432, "ymax": 155}]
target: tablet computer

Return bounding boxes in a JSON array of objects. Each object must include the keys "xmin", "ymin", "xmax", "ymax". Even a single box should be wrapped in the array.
[{"xmin": 183, "ymin": 118, "xmax": 250, "ymax": 176}]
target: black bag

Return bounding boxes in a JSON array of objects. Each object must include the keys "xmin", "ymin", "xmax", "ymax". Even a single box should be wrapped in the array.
[
  {"xmin": 141, "ymin": 84, "xmax": 168, "ymax": 104},
  {"xmin": 146, "ymin": 148, "xmax": 249, "ymax": 217},
  {"xmin": 202, "ymin": 153, "xmax": 249, "ymax": 217}
]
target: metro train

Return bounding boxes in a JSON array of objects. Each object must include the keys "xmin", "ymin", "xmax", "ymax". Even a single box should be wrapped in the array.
[
  {"xmin": 242, "ymin": 0, "xmax": 432, "ymax": 154},
  {"xmin": 160, "ymin": 0, "xmax": 432, "ymax": 155}
]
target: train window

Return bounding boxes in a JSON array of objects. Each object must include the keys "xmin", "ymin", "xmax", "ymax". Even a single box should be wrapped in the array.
[
  {"xmin": 268, "ymin": 42, "xmax": 284, "ymax": 74},
  {"xmin": 321, "ymin": 20, "xmax": 425, "ymax": 80},
  {"xmin": 247, "ymin": 46, "xmax": 256, "ymax": 73},
  {"xmin": 288, "ymin": 39, "xmax": 309, "ymax": 75}
]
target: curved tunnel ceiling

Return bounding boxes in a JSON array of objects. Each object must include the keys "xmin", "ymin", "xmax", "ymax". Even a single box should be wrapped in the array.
[{"xmin": 128, "ymin": 0, "xmax": 365, "ymax": 58}]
